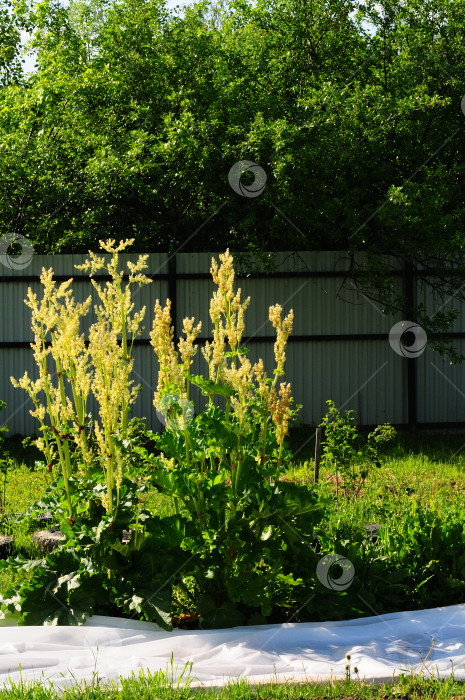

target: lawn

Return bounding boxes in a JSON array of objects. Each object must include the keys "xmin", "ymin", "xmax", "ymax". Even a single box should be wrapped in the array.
[
  {"xmin": 2, "ymin": 672, "xmax": 465, "ymax": 700},
  {"xmin": 287, "ymin": 427, "xmax": 465, "ymax": 534}
]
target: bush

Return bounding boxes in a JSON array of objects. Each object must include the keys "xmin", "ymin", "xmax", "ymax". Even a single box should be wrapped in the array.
[{"xmin": 319, "ymin": 400, "xmax": 396, "ymax": 499}]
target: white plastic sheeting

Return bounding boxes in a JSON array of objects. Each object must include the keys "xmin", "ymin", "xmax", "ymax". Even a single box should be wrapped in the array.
[{"xmin": 1, "ymin": 604, "xmax": 465, "ymax": 690}]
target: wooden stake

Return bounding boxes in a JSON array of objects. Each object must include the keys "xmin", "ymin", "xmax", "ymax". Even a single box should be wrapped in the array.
[{"xmin": 314, "ymin": 427, "xmax": 322, "ymax": 484}]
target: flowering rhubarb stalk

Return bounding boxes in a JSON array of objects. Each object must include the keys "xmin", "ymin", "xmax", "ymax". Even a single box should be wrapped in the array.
[{"xmin": 12, "ymin": 239, "xmax": 151, "ymax": 520}]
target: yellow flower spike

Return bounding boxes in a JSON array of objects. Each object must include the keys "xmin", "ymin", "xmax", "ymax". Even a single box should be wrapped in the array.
[
  {"xmin": 215, "ymin": 249, "xmax": 235, "ymax": 301},
  {"xmin": 269, "ymin": 305, "xmax": 293, "ymax": 378},
  {"xmin": 150, "ymin": 298, "xmax": 185, "ymax": 406},
  {"xmin": 201, "ymin": 342, "xmax": 214, "ymax": 379},
  {"xmin": 270, "ymin": 382, "xmax": 292, "ymax": 445},
  {"xmin": 99, "ymin": 238, "xmax": 135, "ymax": 254},
  {"xmin": 179, "ymin": 317, "xmax": 202, "ymax": 369},
  {"xmin": 210, "ymin": 257, "xmax": 219, "ymax": 285},
  {"xmin": 12, "ymin": 238, "xmax": 151, "ymax": 521},
  {"xmin": 209, "ymin": 289, "xmax": 222, "ymax": 325},
  {"xmin": 55, "ymin": 278, "xmax": 74, "ymax": 299},
  {"xmin": 127, "ymin": 255, "xmax": 150, "ymax": 280}
]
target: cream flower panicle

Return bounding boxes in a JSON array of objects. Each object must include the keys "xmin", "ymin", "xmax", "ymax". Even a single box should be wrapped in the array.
[
  {"xmin": 207, "ymin": 250, "xmax": 252, "ymax": 388},
  {"xmin": 270, "ymin": 382, "xmax": 292, "ymax": 445},
  {"xmin": 224, "ymin": 355, "xmax": 254, "ymax": 425},
  {"xmin": 12, "ymin": 239, "xmax": 152, "ymax": 518},
  {"xmin": 179, "ymin": 317, "xmax": 202, "ymax": 370},
  {"xmin": 253, "ymin": 358, "xmax": 271, "ymax": 406},
  {"xmin": 150, "ymin": 299, "xmax": 184, "ymax": 407},
  {"xmin": 269, "ymin": 304, "xmax": 294, "ymax": 378}
]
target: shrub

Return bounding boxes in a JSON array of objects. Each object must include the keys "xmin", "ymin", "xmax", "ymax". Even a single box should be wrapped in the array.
[{"xmin": 319, "ymin": 400, "xmax": 396, "ymax": 499}]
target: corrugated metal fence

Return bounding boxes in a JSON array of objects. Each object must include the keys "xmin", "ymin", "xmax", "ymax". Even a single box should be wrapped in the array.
[{"xmin": 1, "ymin": 250, "xmax": 464, "ymax": 435}]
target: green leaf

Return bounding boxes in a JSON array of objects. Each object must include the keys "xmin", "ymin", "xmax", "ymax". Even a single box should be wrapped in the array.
[
  {"xmin": 190, "ymin": 375, "xmax": 236, "ymax": 398},
  {"xmin": 197, "ymin": 595, "xmax": 244, "ymax": 629}
]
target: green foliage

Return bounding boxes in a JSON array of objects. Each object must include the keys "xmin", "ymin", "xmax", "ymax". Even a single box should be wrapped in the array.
[
  {"xmin": 0, "ymin": 399, "xmax": 7, "ymax": 446},
  {"xmin": 0, "ymin": 471, "xmax": 183, "ymax": 629},
  {"xmin": 319, "ymin": 400, "xmax": 396, "ymax": 498},
  {"xmin": 0, "ymin": 0, "xmax": 464, "ymax": 345},
  {"xmin": 312, "ymin": 498, "xmax": 465, "ymax": 621},
  {"xmin": 5, "ymin": 432, "xmax": 465, "ymax": 635},
  {"xmin": 0, "ymin": 1, "xmax": 25, "ymax": 86},
  {"xmin": 142, "ymin": 404, "xmax": 324, "ymax": 628},
  {"xmin": 0, "ymin": 457, "xmax": 12, "ymax": 516},
  {"xmin": 0, "ymin": 413, "xmax": 324, "ymax": 628}
]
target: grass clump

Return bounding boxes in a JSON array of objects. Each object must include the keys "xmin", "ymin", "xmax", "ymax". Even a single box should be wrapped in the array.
[{"xmin": 2, "ymin": 672, "xmax": 465, "ymax": 699}]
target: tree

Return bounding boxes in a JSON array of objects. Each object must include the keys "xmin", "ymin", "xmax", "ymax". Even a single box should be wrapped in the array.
[{"xmin": 0, "ymin": 0, "xmax": 464, "ymax": 348}]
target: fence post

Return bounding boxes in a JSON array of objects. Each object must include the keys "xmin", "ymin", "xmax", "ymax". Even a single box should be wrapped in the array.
[
  {"xmin": 168, "ymin": 253, "xmax": 177, "ymax": 342},
  {"xmin": 314, "ymin": 427, "xmax": 322, "ymax": 484},
  {"xmin": 404, "ymin": 259, "xmax": 417, "ymax": 430}
]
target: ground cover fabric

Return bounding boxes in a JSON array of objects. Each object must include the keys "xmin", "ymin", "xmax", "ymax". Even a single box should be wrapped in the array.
[{"xmin": 0, "ymin": 604, "xmax": 464, "ymax": 689}]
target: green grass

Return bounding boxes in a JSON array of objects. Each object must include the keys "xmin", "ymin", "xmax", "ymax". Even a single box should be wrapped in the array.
[
  {"xmin": 1, "ymin": 461, "xmax": 52, "ymax": 515},
  {"xmin": 2, "ymin": 670, "xmax": 465, "ymax": 699},
  {"xmin": 3, "ymin": 431, "xmax": 465, "ymax": 698},
  {"xmin": 285, "ymin": 429, "xmax": 465, "ymax": 516}
]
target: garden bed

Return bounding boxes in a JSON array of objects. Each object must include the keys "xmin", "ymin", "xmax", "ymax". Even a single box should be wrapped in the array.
[{"xmin": 2, "ymin": 431, "xmax": 465, "ymax": 630}]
